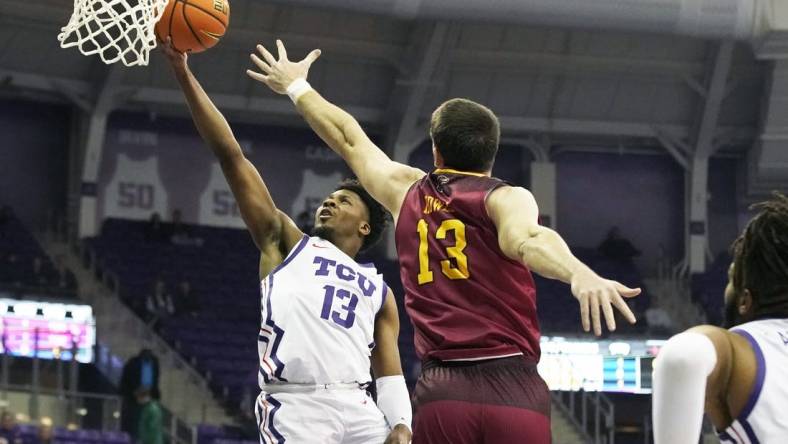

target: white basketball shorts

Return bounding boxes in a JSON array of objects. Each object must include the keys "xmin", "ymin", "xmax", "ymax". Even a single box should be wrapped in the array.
[{"xmin": 255, "ymin": 385, "xmax": 390, "ymax": 443}]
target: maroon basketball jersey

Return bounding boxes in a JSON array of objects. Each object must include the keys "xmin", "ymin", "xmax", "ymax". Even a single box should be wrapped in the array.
[{"xmin": 395, "ymin": 169, "xmax": 541, "ymax": 361}]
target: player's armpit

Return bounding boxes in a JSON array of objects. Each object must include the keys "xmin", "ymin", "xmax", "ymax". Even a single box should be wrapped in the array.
[
  {"xmin": 684, "ymin": 326, "xmax": 735, "ymax": 397},
  {"xmin": 258, "ymin": 212, "xmax": 304, "ymax": 279},
  {"xmin": 682, "ymin": 326, "xmax": 752, "ymax": 431}
]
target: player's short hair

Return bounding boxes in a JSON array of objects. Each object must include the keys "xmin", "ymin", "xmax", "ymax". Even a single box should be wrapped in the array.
[
  {"xmin": 731, "ymin": 192, "xmax": 788, "ymax": 318},
  {"xmin": 335, "ymin": 179, "xmax": 390, "ymax": 251},
  {"xmin": 430, "ymin": 98, "xmax": 501, "ymax": 173}
]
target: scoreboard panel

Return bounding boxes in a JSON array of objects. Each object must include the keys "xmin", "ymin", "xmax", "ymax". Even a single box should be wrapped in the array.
[
  {"xmin": 0, "ymin": 298, "xmax": 96, "ymax": 363},
  {"xmin": 538, "ymin": 336, "xmax": 665, "ymax": 394}
]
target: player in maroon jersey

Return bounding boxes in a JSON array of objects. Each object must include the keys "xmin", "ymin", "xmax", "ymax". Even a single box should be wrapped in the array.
[{"xmin": 250, "ymin": 41, "xmax": 641, "ymax": 443}]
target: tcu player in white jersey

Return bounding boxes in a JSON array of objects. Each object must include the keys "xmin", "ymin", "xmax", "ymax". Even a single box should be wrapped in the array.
[
  {"xmin": 653, "ymin": 192, "xmax": 788, "ymax": 444},
  {"xmin": 161, "ymin": 41, "xmax": 412, "ymax": 444}
]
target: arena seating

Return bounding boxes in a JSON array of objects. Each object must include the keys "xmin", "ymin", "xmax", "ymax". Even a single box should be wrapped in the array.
[
  {"xmin": 15, "ymin": 424, "xmax": 130, "ymax": 444},
  {"xmin": 196, "ymin": 424, "xmax": 255, "ymax": 444},
  {"xmin": 88, "ymin": 218, "xmax": 650, "ymax": 415},
  {"xmin": 87, "ymin": 218, "xmax": 261, "ymax": 410},
  {"xmin": 0, "ymin": 206, "xmax": 77, "ymax": 298}
]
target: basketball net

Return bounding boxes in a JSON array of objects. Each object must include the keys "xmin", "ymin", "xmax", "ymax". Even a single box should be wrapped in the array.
[{"xmin": 58, "ymin": 0, "xmax": 170, "ymax": 67}]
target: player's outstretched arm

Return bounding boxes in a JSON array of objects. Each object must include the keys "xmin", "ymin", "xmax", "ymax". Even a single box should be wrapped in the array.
[
  {"xmin": 652, "ymin": 326, "xmax": 738, "ymax": 444},
  {"xmin": 246, "ymin": 40, "xmax": 425, "ymax": 219},
  {"xmin": 371, "ymin": 290, "xmax": 412, "ymax": 444},
  {"xmin": 161, "ymin": 39, "xmax": 301, "ymax": 258},
  {"xmin": 487, "ymin": 186, "xmax": 641, "ymax": 336}
]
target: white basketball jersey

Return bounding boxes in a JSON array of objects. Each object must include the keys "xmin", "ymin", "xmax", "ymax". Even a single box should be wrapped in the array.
[
  {"xmin": 718, "ymin": 318, "xmax": 788, "ymax": 444},
  {"xmin": 257, "ymin": 235, "xmax": 387, "ymax": 387}
]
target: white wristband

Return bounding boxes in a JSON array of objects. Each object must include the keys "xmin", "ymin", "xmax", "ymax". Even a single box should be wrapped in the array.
[
  {"xmin": 375, "ymin": 375, "xmax": 412, "ymax": 431},
  {"xmin": 286, "ymin": 78, "xmax": 312, "ymax": 104}
]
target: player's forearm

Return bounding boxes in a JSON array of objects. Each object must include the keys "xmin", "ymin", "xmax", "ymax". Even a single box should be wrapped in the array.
[
  {"xmin": 172, "ymin": 65, "xmax": 242, "ymax": 162},
  {"xmin": 295, "ymin": 90, "xmax": 363, "ymax": 160},
  {"xmin": 371, "ymin": 345, "xmax": 404, "ymax": 379},
  {"xmin": 371, "ymin": 301, "xmax": 413, "ymax": 432},
  {"xmin": 518, "ymin": 228, "xmax": 589, "ymax": 284}
]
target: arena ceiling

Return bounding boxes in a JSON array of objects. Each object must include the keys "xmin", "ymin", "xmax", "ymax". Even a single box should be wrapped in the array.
[{"xmin": 0, "ymin": 0, "xmax": 770, "ymax": 160}]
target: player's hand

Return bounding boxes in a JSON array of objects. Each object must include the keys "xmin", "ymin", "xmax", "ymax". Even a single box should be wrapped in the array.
[
  {"xmin": 570, "ymin": 267, "xmax": 640, "ymax": 336},
  {"xmin": 247, "ymin": 39, "xmax": 321, "ymax": 94},
  {"xmin": 383, "ymin": 424, "xmax": 412, "ymax": 444},
  {"xmin": 160, "ymin": 36, "xmax": 187, "ymax": 70}
]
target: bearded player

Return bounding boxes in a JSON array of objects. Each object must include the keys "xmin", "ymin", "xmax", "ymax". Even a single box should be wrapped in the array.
[
  {"xmin": 248, "ymin": 41, "xmax": 641, "ymax": 443},
  {"xmin": 653, "ymin": 193, "xmax": 788, "ymax": 444},
  {"xmin": 160, "ymin": 40, "xmax": 412, "ymax": 444}
]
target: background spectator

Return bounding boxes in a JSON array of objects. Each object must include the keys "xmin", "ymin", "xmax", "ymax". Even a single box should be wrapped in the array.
[
  {"xmin": 0, "ymin": 411, "xmax": 22, "ymax": 444},
  {"xmin": 173, "ymin": 278, "xmax": 199, "ymax": 317},
  {"xmin": 169, "ymin": 210, "xmax": 188, "ymax": 238},
  {"xmin": 136, "ymin": 389, "xmax": 163, "ymax": 444},
  {"xmin": 53, "ymin": 255, "xmax": 78, "ymax": 293},
  {"xmin": 34, "ymin": 417, "xmax": 53, "ymax": 444},
  {"xmin": 0, "ymin": 254, "xmax": 24, "ymax": 287},
  {"xmin": 120, "ymin": 349, "xmax": 161, "ymax": 441},
  {"xmin": 598, "ymin": 226, "xmax": 641, "ymax": 262},
  {"xmin": 239, "ymin": 385, "xmax": 254, "ymax": 420},
  {"xmin": 27, "ymin": 256, "xmax": 52, "ymax": 287},
  {"xmin": 145, "ymin": 278, "xmax": 174, "ymax": 327},
  {"xmin": 144, "ymin": 213, "xmax": 167, "ymax": 243},
  {"xmin": 169, "ymin": 210, "xmax": 203, "ymax": 247},
  {"xmin": 645, "ymin": 306, "xmax": 674, "ymax": 336}
]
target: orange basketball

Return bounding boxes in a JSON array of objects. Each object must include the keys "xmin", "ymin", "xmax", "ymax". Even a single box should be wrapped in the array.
[{"xmin": 155, "ymin": 0, "xmax": 230, "ymax": 54}]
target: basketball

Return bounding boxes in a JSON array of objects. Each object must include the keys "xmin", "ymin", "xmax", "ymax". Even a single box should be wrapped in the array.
[{"xmin": 155, "ymin": 0, "xmax": 230, "ymax": 54}]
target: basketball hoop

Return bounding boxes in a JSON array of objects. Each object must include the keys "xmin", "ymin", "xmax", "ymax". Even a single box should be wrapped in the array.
[{"xmin": 58, "ymin": 0, "xmax": 170, "ymax": 67}]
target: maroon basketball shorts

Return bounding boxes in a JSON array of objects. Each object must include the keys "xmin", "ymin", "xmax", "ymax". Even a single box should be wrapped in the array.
[{"xmin": 412, "ymin": 355, "xmax": 551, "ymax": 444}]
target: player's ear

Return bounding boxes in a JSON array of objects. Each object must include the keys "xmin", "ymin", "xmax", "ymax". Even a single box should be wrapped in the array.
[
  {"xmin": 739, "ymin": 289, "xmax": 753, "ymax": 317},
  {"xmin": 433, "ymin": 144, "xmax": 444, "ymax": 168},
  {"xmin": 359, "ymin": 221, "xmax": 371, "ymax": 237}
]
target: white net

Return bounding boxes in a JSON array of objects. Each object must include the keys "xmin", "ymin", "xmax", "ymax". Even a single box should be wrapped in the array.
[{"xmin": 58, "ymin": 0, "xmax": 170, "ymax": 67}]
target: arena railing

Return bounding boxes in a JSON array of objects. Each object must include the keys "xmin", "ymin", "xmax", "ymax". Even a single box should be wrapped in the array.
[
  {"xmin": 0, "ymin": 383, "xmax": 120, "ymax": 430},
  {"xmin": 0, "ymin": 384, "xmax": 192, "ymax": 444},
  {"xmin": 32, "ymin": 226, "xmax": 233, "ymax": 425},
  {"xmin": 642, "ymin": 414, "xmax": 652, "ymax": 444},
  {"xmin": 552, "ymin": 389, "xmax": 616, "ymax": 444}
]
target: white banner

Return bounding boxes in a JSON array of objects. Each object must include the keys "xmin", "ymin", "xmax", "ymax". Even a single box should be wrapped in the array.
[
  {"xmin": 102, "ymin": 154, "xmax": 168, "ymax": 220},
  {"xmin": 198, "ymin": 162, "xmax": 246, "ymax": 228}
]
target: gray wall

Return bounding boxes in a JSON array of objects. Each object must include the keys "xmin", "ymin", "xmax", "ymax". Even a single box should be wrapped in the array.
[{"xmin": 555, "ymin": 151, "xmax": 685, "ymax": 273}]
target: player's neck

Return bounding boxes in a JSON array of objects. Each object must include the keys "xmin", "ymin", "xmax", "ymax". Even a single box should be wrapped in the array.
[
  {"xmin": 326, "ymin": 236, "xmax": 362, "ymax": 259},
  {"xmin": 434, "ymin": 166, "xmax": 492, "ymax": 177}
]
